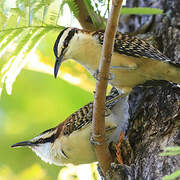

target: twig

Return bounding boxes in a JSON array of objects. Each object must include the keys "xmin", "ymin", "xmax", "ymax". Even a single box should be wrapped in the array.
[{"xmin": 92, "ymin": 0, "xmax": 123, "ymax": 175}]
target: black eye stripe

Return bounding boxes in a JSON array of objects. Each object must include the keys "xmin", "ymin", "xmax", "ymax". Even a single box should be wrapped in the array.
[
  {"xmin": 53, "ymin": 27, "xmax": 68, "ymax": 58},
  {"xmin": 53, "ymin": 28, "xmax": 78, "ymax": 59},
  {"xmin": 40, "ymin": 127, "xmax": 56, "ymax": 135},
  {"xmin": 35, "ymin": 134, "xmax": 56, "ymax": 144},
  {"xmin": 61, "ymin": 28, "xmax": 78, "ymax": 55},
  {"xmin": 64, "ymin": 40, "xmax": 68, "ymax": 47}
]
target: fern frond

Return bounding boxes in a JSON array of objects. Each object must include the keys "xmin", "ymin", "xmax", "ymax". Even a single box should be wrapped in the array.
[
  {"xmin": 83, "ymin": 0, "xmax": 106, "ymax": 28},
  {"xmin": 0, "ymin": 10, "xmax": 7, "ymax": 28},
  {"xmin": 0, "ymin": 30, "xmax": 13, "ymax": 44},
  {"xmin": 0, "ymin": 0, "xmax": 66, "ymax": 95},
  {"xmin": 0, "ymin": 26, "xmax": 62, "ymax": 95},
  {"xmin": 67, "ymin": 0, "xmax": 79, "ymax": 18},
  {"xmin": 0, "ymin": 29, "xmax": 23, "ymax": 55},
  {"xmin": 60, "ymin": 0, "xmax": 79, "ymax": 18},
  {"xmin": 42, "ymin": 5, "xmax": 49, "ymax": 25}
]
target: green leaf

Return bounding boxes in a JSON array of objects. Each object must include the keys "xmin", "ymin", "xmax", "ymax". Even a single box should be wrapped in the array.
[
  {"xmin": 163, "ymin": 146, "xmax": 180, "ymax": 152},
  {"xmin": 1, "ymin": 28, "xmax": 38, "ymax": 92},
  {"xmin": 0, "ymin": 26, "xmax": 61, "ymax": 95},
  {"xmin": 163, "ymin": 170, "xmax": 180, "ymax": 180},
  {"xmin": 160, "ymin": 147, "xmax": 180, "ymax": 156},
  {"xmin": 60, "ymin": 0, "xmax": 79, "ymax": 18},
  {"xmin": 83, "ymin": 0, "xmax": 106, "ymax": 28},
  {"xmin": 67, "ymin": 0, "xmax": 79, "ymax": 18},
  {"xmin": 0, "ymin": 30, "xmax": 12, "ymax": 43},
  {"xmin": 160, "ymin": 146, "xmax": 180, "ymax": 156},
  {"xmin": 160, "ymin": 146, "xmax": 180, "ymax": 180},
  {"xmin": 120, "ymin": 8, "xmax": 163, "ymax": 15},
  {"xmin": 0, "ymin": 0, "xmax": 66, "ymax": 95},
  {"xmin": 160, "ymin": 151, "xmax": 180, "ymax": 156},
  {"xmin": 0, "ymin": 29, "xmax": 23, "ymax": 53},
  {"xmin": 0, "ymin": 10, "xmax": 7, "ymax": 28}
]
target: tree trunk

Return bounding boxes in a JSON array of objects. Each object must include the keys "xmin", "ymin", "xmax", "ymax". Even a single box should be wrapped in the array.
[{"xmin": 105, "ymin": 0, "xmax": 180, "ymax": 179}]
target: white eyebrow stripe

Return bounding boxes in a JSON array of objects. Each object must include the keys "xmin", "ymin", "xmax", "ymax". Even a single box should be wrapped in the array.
[
  {"xmin": 31, "ymin": 129, "xmax": 58, "ymax": 142},
  {"xmin": 57, "ymin": 28, "xmax": 73, "ymax": 57}
]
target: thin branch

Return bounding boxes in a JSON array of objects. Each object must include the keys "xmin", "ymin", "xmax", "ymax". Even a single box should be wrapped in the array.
[{"xmin": 92, "ymin": 0, "xmax": 123, "ymax": 175}]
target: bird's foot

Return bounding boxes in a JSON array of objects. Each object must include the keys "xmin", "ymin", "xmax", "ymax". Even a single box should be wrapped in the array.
[
  {"xmin": 105, "ymin": 108, "xmax": 111, "ymax": 117},
  {"xmin": 93, "ymin": 69, "xmax": 114, "ymax": 81},
  {"xmin": 90, "ymin": 135, "xmax": 102, "ymax": 145},
  {"xmin": 93, "ymin": 69, "xmax": 100, "ymax": 80}
]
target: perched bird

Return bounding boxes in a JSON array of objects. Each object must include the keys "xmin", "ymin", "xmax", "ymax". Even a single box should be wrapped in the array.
[
  {"xmin": 53, "ymin": 27, "xmax": 180, "ymax": 93},
  {"xmin": 11, "ymin": 88, "xmax": 129, "ymax": 166}
]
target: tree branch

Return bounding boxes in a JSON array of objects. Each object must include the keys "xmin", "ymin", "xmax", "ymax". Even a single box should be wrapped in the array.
[
  {"xmin": 74, "ymin": 0, "xmax": 106, "ymax": 30},
  {"xmin": 92, "ymin": 0, "xmax": 123, "ymax": 175}
]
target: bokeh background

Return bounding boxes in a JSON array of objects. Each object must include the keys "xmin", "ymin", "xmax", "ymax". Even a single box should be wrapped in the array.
[
  {"xmin": 0, "ymin": 19, "xmax": 98, "ymax": 180},
  {"xmin": 0, "ymin": 68, "xmax": 96, "ymax": 180}
]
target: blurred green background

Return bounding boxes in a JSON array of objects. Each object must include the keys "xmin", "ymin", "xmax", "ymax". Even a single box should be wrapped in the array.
[{"xmin": 0, "ymin": 69, "xmax": 93, "ymax": 179}]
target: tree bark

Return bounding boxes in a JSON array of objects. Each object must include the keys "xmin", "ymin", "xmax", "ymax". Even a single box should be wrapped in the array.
[
  {"xmin": 126, "ymin": 83, "xmax": 180, "ymax": 179},
  {"xmin": 106, "ymin": 0, "xmax": 180, "ymax": 179}
]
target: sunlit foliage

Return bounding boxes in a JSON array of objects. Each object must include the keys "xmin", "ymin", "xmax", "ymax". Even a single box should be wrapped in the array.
[
  {"xmin": 0, "ymin": 70, "xmax": 94, "ymax": 180},
  {"xmin": 0, "ymin": 0, "xmax": 66, "ymax": 95}
]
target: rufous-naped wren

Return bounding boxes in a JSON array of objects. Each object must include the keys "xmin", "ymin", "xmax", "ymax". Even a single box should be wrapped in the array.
[
  {"xmin": 11, "ymin": 88, "xmax": 129, "ymax": 166},
  {"xmin": 53, "ymin": 27, "xmax": 180, "ymax": 93}
]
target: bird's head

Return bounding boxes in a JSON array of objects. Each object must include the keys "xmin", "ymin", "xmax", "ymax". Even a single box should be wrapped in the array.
[
  {"xmin": 53, "ymin": 27, "xmax": 98, "ymax": 78},
  {"xmin": 11, "ymin": 125, "xmax": 68, "ymax": 166},
  {"xmin": 53, "ymin": 27, "xmax": 78, "ymax": 78}
]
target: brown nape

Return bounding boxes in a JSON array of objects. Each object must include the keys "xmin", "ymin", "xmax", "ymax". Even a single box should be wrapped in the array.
[{"xmin": 56, "ymin": 121, "xmax": 65, "ymax": 138}]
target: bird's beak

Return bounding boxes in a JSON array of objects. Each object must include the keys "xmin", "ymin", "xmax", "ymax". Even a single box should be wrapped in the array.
[
  {"xmin": 54, "ymin": 55, "xmax": 64, "ymax": 78},
  {"xmin": 11, "ymin": 141, "xmax": 34, "ymax": 148}
]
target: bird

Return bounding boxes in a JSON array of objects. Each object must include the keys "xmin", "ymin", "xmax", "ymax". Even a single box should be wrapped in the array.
[
  {"xmin": 11, "ymin": 87, "xmax": 129, "ymax": 166},
  {"xmin": 53, "ymin": 27, "xmax": 180, "ymax": 94}
]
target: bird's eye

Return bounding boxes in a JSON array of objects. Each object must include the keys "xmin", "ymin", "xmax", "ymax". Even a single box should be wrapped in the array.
[
  {"xmin": 64, "ymin": 40, "xmax": 68, "ymax": 47},
  {"xmin": 38, "ymin": 138, "xmax": 44, "ymax": 144}
]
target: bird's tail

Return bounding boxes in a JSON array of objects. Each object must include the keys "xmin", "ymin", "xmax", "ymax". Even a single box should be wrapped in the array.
[
  {"xmin": 150, "ymin": 60, "xmax": 180, "ymax": 85},
  {"xmin": 163, "ymin": 62, "xmax": 180, "ymax": 85}
]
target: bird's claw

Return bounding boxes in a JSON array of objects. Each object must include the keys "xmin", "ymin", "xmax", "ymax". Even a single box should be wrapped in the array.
[
  {"xmin": 105, "ymin": 108, "xmax": 111, "ymax": 117},
  {"xmin": 90, "ymin": 135, "xmax": 101, "ymax": 145},
  {"xmin": 93, "ymin": 69, "xmax": 100, "ymax": 80},
  {"xmin": 93, "ymin": 69, "xmax": 114, "ymax": 81},
  {"xmin": 107, "ymin": 72, "xmax": 114, "ymax": 80}
]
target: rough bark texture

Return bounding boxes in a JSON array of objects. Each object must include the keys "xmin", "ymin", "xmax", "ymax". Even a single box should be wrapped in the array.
[
  {"xmin": 106, "ymin": 0, "xmax": 180, "ymax": 179},
  {"xmin": 126, "ymin": 83, "xmax": 180, "ymax": 179}
]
